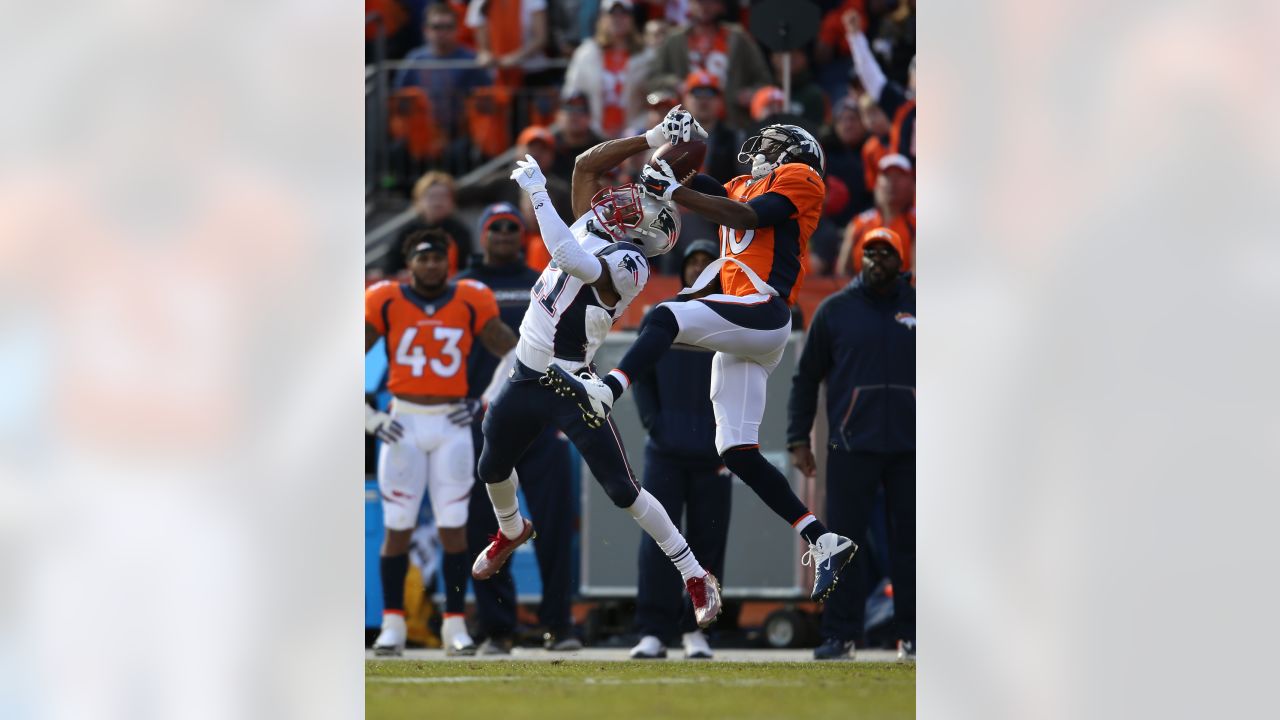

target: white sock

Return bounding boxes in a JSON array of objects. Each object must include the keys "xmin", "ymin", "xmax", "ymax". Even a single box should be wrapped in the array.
[
  {"xmin": 486, "ymin": 472, "xmax": 525, "ymax": 539},
  {"xmin": 793, "ymin": 512, "xmax": 817, "ymax": 539},
  {"xmin": 607, "ymin": 369, "xmax": 631, "ymax": 392},
  {"xmin": 627, "ymin": 489, "xmax": 704, "ymax": 582}
]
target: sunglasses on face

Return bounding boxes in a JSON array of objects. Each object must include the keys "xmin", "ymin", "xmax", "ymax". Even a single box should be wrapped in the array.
[
  {"xmin": 428, "ymin": 23, "xmax": 455, "ymax": 31},
  {"xmin": 689, "ymin": 87, "xmax": 719, "ymax": 98},
  {"xmin": 489, "ymin": 221, "xmax": 521, "ymax": 233}
]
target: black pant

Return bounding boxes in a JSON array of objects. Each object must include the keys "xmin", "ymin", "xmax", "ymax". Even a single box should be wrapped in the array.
[
  {"xmin": 634, "ymin": 449, "xmax": 732, "ymax": 639},
  {"xmin": 821, "ymin": 449, "xmax": 915, "ymax": 645},
  {"xmin": 467, "ymin": 424, "xmax": 574, "ymax": 638}
]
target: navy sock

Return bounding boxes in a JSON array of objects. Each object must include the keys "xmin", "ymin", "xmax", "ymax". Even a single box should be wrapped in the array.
[
  {"xmin": 721, "ymin": 446, "xmax": 825, "ymax": 538},
  {"xmin": 799, "ymin": 519, "xmax": 830, "ymax": 546},
  {"xmin": 441, "ymin": 551, "xmax": 471, "ymax": 614},
  {"xmin": 606, "ymin": 305, "xmax": 679, "ymax": 400},
  {"xmin": 380, "ymin": 553, "xmax": 410, "ymax": 612}
]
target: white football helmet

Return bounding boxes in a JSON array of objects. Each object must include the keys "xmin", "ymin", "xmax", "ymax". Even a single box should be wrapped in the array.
[
  {"xmin": 589, "ymin": 182, "xmax": 681, "ymax": 257},
  {"xmin": 628, "ymin": 193, "xmax": 681, "ymax": 257},
  {"xmin": 738, "ymin": 123, "xmax": 826, "ymax": 179}
]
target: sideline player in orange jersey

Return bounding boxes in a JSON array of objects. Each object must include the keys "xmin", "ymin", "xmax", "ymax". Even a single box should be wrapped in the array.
[
  {"xmin": 545, "ymin": 124, "xmax": 858, "ymax": 605},
  {"xmin": 365, "ymin": 228, "xmax": 519, "ymax": 657}
]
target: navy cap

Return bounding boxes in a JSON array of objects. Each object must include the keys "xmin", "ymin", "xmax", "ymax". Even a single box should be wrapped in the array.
[
  {"xmin": 478, "ymin": 202, "xmax": 524, "ymax": 236},
  {"xmin": 683, "ymin": 239, "xmax": 718, "ymax": 265}
]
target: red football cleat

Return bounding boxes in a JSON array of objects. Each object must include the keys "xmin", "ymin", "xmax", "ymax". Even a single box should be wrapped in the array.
[
  {"xmin": 471, "ymin": 519, "xmax": 535, "ymax": 580},
  {"xmin": 687, "ymin": 572, "xmax": 722, "ymax": 628}
]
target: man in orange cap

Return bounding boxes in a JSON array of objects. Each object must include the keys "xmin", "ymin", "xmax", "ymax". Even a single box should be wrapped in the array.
[
  {"xmin": 837, "ymin": 153, "xmax": 915, "ymax": 275},
  {"xmin": 787, "ymin": 224, "xmax": 915, "ymax": 661}
]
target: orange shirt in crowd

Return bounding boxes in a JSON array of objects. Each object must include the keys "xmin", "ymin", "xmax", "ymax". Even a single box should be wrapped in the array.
[
  {"xmin": 845, "ymin": 207, "xmax": 916, "ymax": 274},
  {"xmin": 523, "ymin": 232, "xmax": 551, "ymax": 272},
  {"xmin": 365, "ymin": 278, "xmax": 499, "ymax": 398},
  {"xmin": 687, "ymin": 26, "xmax": 730, "ymax": 87},
  {"xmin": 601, "ymin": 47, "xmax": 631, "ymax": 138},
  {"xmin": 861, "ymin": 136, "xmax": 889, "ymax": 191},
  {"xmin": 483, "ymin": 0, "xmax": 525, "ymax": 85}
]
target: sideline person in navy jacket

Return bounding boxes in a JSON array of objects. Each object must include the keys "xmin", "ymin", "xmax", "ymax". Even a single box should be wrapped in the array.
[
  {"xmin": 629, "ymin": 240, "xmax": 732, "ymax": 661},
  {"xmin": 457, "ymin": 203, "xmax": 579, "ymax": 653},
  {"xmin": 787, "ymin": 227, "xmax": 915, "ymax": 661}
]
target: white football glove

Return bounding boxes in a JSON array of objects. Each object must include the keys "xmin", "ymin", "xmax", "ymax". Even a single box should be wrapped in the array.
[
  {"xmin": 644, "ymin": 104, "xmax": 708, "ymax": 148},
  {"xmin": 509, "ymin": 154, "xmax": 548, "ymax": 195},
  {"xmin": 365, "ymin": 404, "xmax": 405, "ymax": 444},
  {"xmin": 445, "ymin": 398, "xmax": 485, "ymax": 427},
  {"xmin": 640, "ymin": 158, "xmax": 681, "ymax": 201}
]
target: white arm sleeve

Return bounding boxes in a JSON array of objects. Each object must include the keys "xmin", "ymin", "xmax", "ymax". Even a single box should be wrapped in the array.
[
  {"xmin": 465, "ymin": 0, "xmax": 486, "ymax": 29},
  {"xmin": 847, "ymin": 31, "xmax": 887, "ymax": 103},
  {"xmin": 481, "ymin": 349, "xmax": 516, "ymax": 405},
  {"xmin": 529, "ymin": 190, "xmax": 603, "ymax": 283}
]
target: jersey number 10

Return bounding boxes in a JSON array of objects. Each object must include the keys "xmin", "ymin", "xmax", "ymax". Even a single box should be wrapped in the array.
[
  {"xmin": 720, "ymin": 225, "xmax": 755, "ymax": 254},
  {"xmin": 395, "ymin": 326, "xmax": 464, "ymax": 377}
]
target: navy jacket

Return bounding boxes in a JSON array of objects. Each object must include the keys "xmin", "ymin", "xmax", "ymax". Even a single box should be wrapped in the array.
[
  {"xmin": 632, "ymin": 301, "xmax": 722, "ymax": 466},
  {"xmin": 456, "ymin": 260, "xmax": 541, "ymax": 398},
  {"xmin": 787, "ymin": 276, "xmax": 915, "ymax": 453}
]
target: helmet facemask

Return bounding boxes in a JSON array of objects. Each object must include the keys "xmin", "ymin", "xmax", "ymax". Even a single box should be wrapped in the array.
[
  {"xmin": 738, "ymin": 124, "xmax": 826, "ymax": 179},
  {"xmin": 589, "ymin": 184, "xmax": 645, "ymax": 240}
]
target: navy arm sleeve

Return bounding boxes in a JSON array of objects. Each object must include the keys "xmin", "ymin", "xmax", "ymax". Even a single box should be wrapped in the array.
[
  {"xmin": 748, "ymin": 192, "xmax": 798, "ymax": 228},
  {"xmin": 878, "ymin": 82, "xmax": 909, "ymax": 121},
  {"xmin": 688, "ymin": 173, "xmax": 729, "ymax": 198},
  {"xmin": 630, "ymin": 309, "xmax": 662, "ymax": 431},
  {"xmin": 786, "ymin": 299, "xmax": 834, "ymax": 445}
]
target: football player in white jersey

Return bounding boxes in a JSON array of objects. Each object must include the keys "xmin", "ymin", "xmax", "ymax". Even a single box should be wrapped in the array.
[{"xmin": 470, "ymin": 108, "xmax": 726, "ymax": 629}]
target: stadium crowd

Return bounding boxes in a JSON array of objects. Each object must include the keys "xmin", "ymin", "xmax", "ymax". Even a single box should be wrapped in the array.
[
  {"xmin": 365, "ymin": 0, "xmax": 915, "ymax": 660},
  {"xmin": 368, "ymin": 0, "xmax": 914, "ymax": 283}
]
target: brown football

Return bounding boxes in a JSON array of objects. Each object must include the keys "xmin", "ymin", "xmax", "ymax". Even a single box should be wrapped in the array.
[{"xmin": 651, "ymin": 140, "xmax": 707, "ymax": 183}]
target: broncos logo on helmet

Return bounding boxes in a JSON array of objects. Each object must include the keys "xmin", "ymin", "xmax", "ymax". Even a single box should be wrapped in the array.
[{"xmin": 737, "ymin": 123, "xmax": 826, "ymax": 179}]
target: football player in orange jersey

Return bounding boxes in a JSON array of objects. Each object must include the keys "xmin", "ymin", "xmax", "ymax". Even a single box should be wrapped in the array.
[
  {"xmin": 545, "ymin": 124, "xmax": 859, "ymax": 605},
  {"xmin": 365, "ymin": 229, "xmax": 519, "ymax": 656}
]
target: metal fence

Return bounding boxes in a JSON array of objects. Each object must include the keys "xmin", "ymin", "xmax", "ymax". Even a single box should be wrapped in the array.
[{"xmin": 366, "ymin": 26, "xmax": 571, "ymax": 200}]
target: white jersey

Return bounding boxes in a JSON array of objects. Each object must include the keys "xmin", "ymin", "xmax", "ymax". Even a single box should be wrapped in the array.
[{"xmin": 515, "ymin": 214, "xmax": 650, "ymax": 372}]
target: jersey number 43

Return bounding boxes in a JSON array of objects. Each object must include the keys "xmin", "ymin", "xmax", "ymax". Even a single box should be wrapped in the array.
[{"xmin": 395, "ymin": 326, "xmax": 464, "ymax": 377}]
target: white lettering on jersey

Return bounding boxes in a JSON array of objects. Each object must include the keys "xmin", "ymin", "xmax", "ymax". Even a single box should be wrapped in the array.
[{"xmin": 516, "ymin": 214, "xmax": 649, "ymax": 371}]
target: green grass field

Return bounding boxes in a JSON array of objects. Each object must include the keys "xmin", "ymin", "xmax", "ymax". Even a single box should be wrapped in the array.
[{"xmin": 367, "ymin": 660, "xmax": 915, "ymax": 720}]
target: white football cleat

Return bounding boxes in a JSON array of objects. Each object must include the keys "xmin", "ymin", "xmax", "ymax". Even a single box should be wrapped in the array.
[
  {"xmin": 441, "ymin": 614, "xmax": 477, "ymax": 656},
  {"xmin": 682, "ymin": 630, "xmax": 713, "ymax": 659},
  {"xmin": 372, "ymin": 612, "xmax": 407, "ymax": 656},
  {"xmin": 802, "ymin": 533, "xmax": 858, "ymax": 602},
  {"xmin": 542, "ymin": 366, "xmax": 614, "ymax": 428},
  {"xmin": 629, "ymin": 635, "xmax": 667, "ymax": 659}
]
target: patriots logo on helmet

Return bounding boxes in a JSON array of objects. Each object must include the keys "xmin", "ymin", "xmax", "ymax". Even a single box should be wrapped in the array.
[
  {"xmin": 650, "ymin": 208, "xmax": 677, "ymax": 237},
  {"xmin": 618, "ymin": 254, "xmax": 641, "ymax": 285}
]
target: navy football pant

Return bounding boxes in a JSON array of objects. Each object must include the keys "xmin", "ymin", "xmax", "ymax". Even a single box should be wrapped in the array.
[
  {"xmin": 820, "ymin": 449, "xmax": 915, "ymax": 645},
  {"xmin": 477, "ymin": 361, "xmax": 641, "ymax": 509}
]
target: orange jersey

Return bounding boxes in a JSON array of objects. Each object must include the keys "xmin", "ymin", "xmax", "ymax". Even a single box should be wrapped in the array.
[
  {"xmin": 719, "ymin": 163, "xmax": 826, "ymax": 305},
  {"xmin": 365, "ymin": 279, "xmax": 499, "ymax": 398}
]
